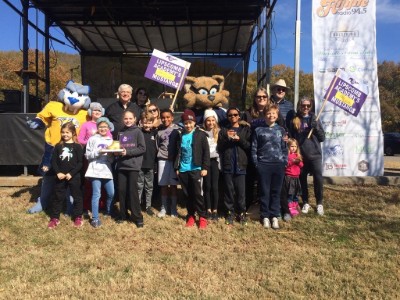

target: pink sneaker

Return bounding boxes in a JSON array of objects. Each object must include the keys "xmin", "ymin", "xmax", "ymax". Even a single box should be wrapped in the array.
[
  {"xmin": 289, "ymin": 202, "xmax": 299, "ymax": 217},
  {"xmin": 48, "ymin": 218, "xmax": 60, "ymax": 229},
  {"xmin": 74, "ymin": 216, "xmax": 83, "ymax": 228},
  {"xmin": 199, "ymin": 217, "xmax": 207, "ymax": 230},
  {"xmin": 186, "ymin": 215, "xmax": 195, "ymax": 227}
]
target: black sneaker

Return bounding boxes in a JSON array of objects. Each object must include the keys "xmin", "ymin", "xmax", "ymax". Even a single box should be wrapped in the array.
[
  {"xmin": 239, "ymin": 213, "xmax": 248, "ymax": 226},
  {"xmin": 225, "ymin": 212, "xmax": 234, "ymax": 225},
  {"xmin": 211, "ymin": 212, "xmax": 219, "ymax": 221},
  {"xmin": 146, "ymin": 207, "xmax": 155, "ymax": 216},
  {"xmin": 116, "ymin": 218, "xmax": 126, "ymax": 224},
  {"xmin": 136, "ymin": 221, "xmax": 144, "ymax": 228}
]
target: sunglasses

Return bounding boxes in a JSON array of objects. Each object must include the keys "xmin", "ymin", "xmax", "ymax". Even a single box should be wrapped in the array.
[
  {"xmin": 276, "ymin": 88, "xmax": 286, "ymax": 92},
  {"xmin": 148, "ymin": 109, "xmax": 157, "ymax": 113},
  {"xmin": 228, "ymin": 113, "xmax": 239, "ymax": 117},
  {"xmin": 301, "ymin": 104, "xmax": 311, "ymax": 108},
  {"xmin": 256, "ymin": 95, "xmax": 268, "ymax": 99}
]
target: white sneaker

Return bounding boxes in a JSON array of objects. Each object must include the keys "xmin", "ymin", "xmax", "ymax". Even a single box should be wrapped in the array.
[
  {"xmin": 157, "ymin": 209, "xmax": 166, "ymax": 218},
  {"xmin": 271, "ymin": 217, "xmax": 279, "ymax": 229},
  {"xmin": 302, "ymin": 203, "xmax": 311, "ymax": 214},
  {"xmin": 263, "ymin": 218, "xmax": 271, "ymax": 229},
  {"xmin": 316, "ymin": 204, "xmax": 324, "ymax": 216}
]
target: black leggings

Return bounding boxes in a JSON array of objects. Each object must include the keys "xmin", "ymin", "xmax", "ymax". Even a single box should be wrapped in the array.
[
  {"xmin": 300, "ymin": 159, "xmax": 323, "ymax": 205},
  {"xmin": 203, "ymin": 159, "xmax": 220, "ymax": 211}
]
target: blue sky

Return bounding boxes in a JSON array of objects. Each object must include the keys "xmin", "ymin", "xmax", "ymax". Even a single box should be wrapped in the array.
[{"xmin": 1, "ymin": 0, "xmax": 399, "ymax": 73}]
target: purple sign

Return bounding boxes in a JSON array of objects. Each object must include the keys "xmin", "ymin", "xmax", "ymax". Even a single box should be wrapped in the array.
[
  {"xmin": 144, "ymin": 49, "xmax": 191, "ymax": 90},
  {"xmin": 325, "ymin": 73, "xmax": 368, "ymax": 117}
]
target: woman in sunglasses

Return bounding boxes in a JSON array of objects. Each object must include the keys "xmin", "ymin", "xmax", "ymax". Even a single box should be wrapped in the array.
[
  {"xmin": 145, "ymin": 104, "xmax": 161, "ymax": 129},
  {"xmin": 287, "ymin": 97, "xmax": 325, "ymax": 216},
  {"xmin": 217, "ymin": 107, "xmax": 251, "ymax": 226}
]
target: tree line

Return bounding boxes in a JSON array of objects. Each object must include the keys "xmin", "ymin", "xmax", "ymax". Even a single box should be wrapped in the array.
[{"xmin": 0, "ymin": 51, "xmax": 399, "ymax": 132}]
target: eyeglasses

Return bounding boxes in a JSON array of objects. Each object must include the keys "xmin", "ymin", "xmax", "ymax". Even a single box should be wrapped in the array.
[
  {"xmin": 98, "ymin": 126, "xmax": 109, "ymax": 129},
  {"xmin": 228, "ymin": 113, "xmax": 239, "ymax": 117},
  {"xmin": 148, "ymin": 109, "xmax": 157, "ymax": 113},
  {"xmin": 256, "ymin": 95, "xmax": 268, "ymax": 99},
  {"xmin": 276, "ymin": 88, "xmax": 286, "ymax": 92},
  {"xmin": 301, "ymin": 104, "xmax": 311, "ymax": 108}
]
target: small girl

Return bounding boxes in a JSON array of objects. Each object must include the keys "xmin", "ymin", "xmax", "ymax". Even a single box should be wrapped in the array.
[
  {"xmin": 175, "ymin": 109, "xmax": 210, "ymax": 229},
  {"xmin": 156, "ymin": 108, "xmax": 180, "ymax": 218},
  {"xmin": 202, "ymin": 109, "xmax": 220, "ymax": 220},
  {"xmin": 116, "ymin": 111, "xmax": 146, "ymax": 227},
  {"xmin": 85, "ymin": 117, "xmax": 115, "ymax": 228},
  {"xmin": 251, "ymin": 104, "xmax": 287, "ymax": 230},
  {"xmin": 48, "ymin": 122, "xmax": 84, "ymax": 229},
  {"xmin": 282, "ymin": 138, "xmax": 304, "ymax": 220}
]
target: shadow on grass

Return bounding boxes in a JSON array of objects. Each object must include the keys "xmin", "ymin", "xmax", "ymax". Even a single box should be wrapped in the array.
[{"xmin": 11, "ymin": 180, "xmax": 41, "ymax": 202}]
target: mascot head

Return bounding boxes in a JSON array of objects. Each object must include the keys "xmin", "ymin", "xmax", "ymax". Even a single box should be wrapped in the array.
[
  {"xmin": 58, "ymin": 80, "xmax": 91, "ymax": 114},
  {"xmin": 183, "ymin": 75, "xmax": 229, "ymax": 110}
]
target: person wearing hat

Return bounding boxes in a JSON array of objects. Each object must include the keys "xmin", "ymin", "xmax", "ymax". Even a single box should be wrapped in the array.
[
  {"xmin": 78, "ymin": 102, "xmax": 112, "ymax": 145},
  {"xmin": 202, "ymin": 109, "xmax": 221, "ymax": 220},
  {"xmin": 175, "ymin": 109, "xmax": 210, "ymax": 229},
  {"xmin": 270, "ymin": 79, "xmax": 294, "ymax": 121},
  {"xmin": 84, "ymin": 117, "xmax": 115, "ymax": 228}
]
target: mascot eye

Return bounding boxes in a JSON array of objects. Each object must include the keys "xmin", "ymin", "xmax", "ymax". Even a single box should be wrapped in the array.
[
  {"xmin": 78, "ymin": 94, "xmax": 83, "ymax": 97},
  {"xmin": 209, "ymin": 87, "xmax": 217, "ymax": 95},
  {"xmin": 198, "ymin": 89, "xmax": 208, "ymax": 95}
]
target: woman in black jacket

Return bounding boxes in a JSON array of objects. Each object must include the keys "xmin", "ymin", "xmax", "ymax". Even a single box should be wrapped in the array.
[
  {"xmin": 287, "ymin": 97, "xmax": 325, "ymax": 216},
  {"xmin": 217, "ymin": 107, "xmax": 251, "ymax": 225}
]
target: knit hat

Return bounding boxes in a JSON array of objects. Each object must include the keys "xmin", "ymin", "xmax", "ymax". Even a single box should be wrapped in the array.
[
  {"xmin": 96, "ymin": 117, "xmax": 114, "ymax": 132},
  {"xmin": 90, "ymin": 102, "xmax": 103, "ymax": 112},
  {"xmin": 181, "ymin": 109, "xmax": 196, "ymax": 122},
  {"xmin": 203, "ymin": 109, "xmax": 218, "ymax": 122}
]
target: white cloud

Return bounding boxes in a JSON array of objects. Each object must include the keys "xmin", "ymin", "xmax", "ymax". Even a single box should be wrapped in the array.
[{"xmin": 377, "ymin": 0, "xmax": 400, "ymax": 23}]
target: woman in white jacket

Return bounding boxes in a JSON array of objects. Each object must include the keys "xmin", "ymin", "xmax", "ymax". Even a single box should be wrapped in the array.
[{"xmin": 85, "ymin": 117, "xmax": 115, "ymax": 228}]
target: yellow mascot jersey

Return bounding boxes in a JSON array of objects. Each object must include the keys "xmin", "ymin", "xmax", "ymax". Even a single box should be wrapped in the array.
[{"xmin": 36, "ymin": 101, "xmax": 89, "ymax": 146}]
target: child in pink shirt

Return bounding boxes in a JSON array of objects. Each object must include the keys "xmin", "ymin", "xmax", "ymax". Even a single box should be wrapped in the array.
[{"xmin": 282, "ymin": 138, "xmax": 304, "ymax": 219}]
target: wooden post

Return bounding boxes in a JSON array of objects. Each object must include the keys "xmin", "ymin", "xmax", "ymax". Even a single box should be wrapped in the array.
[{"xmin": 169, "ymin": 62, "xmax": 190, "ymax": 112}]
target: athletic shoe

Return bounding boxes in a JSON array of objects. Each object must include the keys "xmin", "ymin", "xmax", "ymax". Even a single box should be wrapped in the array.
[
  {"xmin": 239, "ymin": 213, "xmax": 248, "ymax": 226},
  {"xmin": 271, "ymin": 217, "xmax": 279, "ymax": 229},
  {"xmin": 47, "ymin": 218, "xmax": 60, "ymax": 229},
  {"xmin": 283, "ymin": 213, "xmax": 292, "ymax": 222},
  {"xmin": 73, "ymin": 216, "xmax": 83, "ymax": 228},
  {"xmin": 135, "ymin": 221, "xmax": 144, "ymax": 228},
  {"xmin": 263, "ymin": 218, "xmax": 271, "ymax": 228},
  {"xmin": 186, "ymin": 215, "xmax": 196, "ymax": 227},
  {"xmin": 302, "ymin": 203, "xmax": 311, "ymax": 214},
  {"xmin": 316, "ymin": 204, "xmax": 324, "ymax": 216},
  {"xmin": 146, "ymin": 207, "xmax": 155, "ymax": 216},
  {"xmin": 157, "ymin": 209, "xmax": 166, "ymax": 218},
  {"xmin": 199, "ymin": 217, "xmax": 207, "ymax": 229},
  {"xmin": 289, "ymin": 202, "xmax": 299, "ymax": 217},
  {"xmin": 225, "ymin": 212, "xmax": 234, "ymax": 225},
  {"xmin": 211, "ymin": 212, "xmax": 219, "ymax": 221},
  {"xmin": 90, "ymin": 219, "xmax": 102, "ymax": 228}
]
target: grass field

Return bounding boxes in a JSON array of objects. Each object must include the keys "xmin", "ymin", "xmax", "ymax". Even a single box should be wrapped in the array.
[{"xmin": 0, "ymin": 181, "xmax": 399, "ymax": 299}]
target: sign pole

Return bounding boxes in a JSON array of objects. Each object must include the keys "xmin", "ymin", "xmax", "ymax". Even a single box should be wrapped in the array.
[
  {"xmin": 169, "ymin": 62, "xmax": 190, "ymax": 112},
  {"xmin": 307, "ymin": 69, "xmax": 340, "ymax": 139}
]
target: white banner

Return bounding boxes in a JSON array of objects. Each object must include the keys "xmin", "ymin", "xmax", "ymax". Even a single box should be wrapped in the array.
[{"xmin": 312, "ymin": 0, "xmax": 383, "ymax": 176}]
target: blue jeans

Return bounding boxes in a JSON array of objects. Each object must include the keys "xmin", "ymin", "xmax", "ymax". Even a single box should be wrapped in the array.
[
  {"xmin": 91, "ymin": 178, "xmax": 114, "ymax": 220},
  {"xmin": 257, "ymin": 163, "xmax": 285, "ymax": 219}
]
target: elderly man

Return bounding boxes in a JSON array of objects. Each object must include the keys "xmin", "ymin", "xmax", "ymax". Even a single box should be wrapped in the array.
[
  {"xmin": 105, "ymin": 84, "xmax": 141, "ymax": 140},
  {"xmin": 270, "ymin": 79, "xmax": 294, "ymax": 121}
]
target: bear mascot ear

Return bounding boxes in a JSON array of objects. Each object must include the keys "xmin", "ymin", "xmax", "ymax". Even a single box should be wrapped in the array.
[{"xmin": 182, "ymin": 75, "xmax": 230, "ymax": 125}]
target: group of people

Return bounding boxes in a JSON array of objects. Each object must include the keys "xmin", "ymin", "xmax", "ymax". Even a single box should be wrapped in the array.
[{"xmin": 33, "ymin": 79, "xmax": 326, "ymax": 231}]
